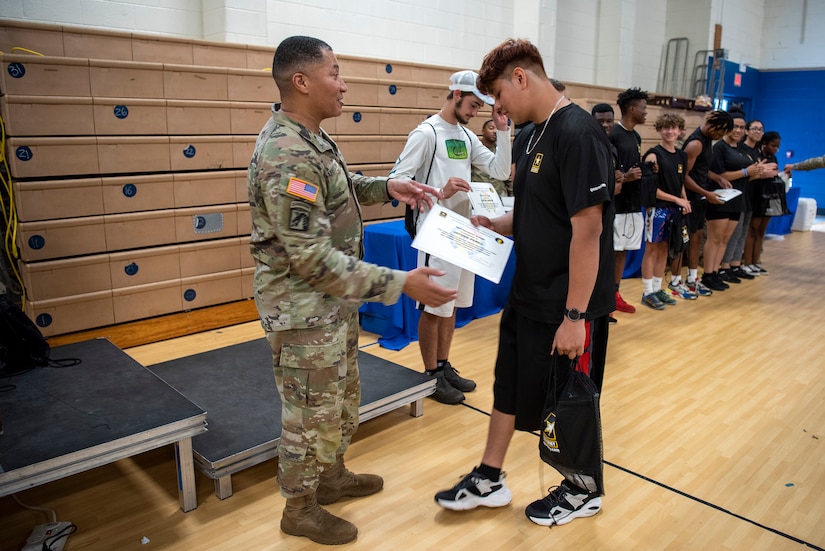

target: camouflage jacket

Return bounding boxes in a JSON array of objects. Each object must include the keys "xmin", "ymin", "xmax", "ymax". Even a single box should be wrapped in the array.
[
  {"xmin": 794, "ymin": 154, "xmax": 825, "ymax": 172},
  {"xmin": 248, "ymin": 107, "xmax": 406, "ymax": 332},
  {"xmin": 470, "ymin": 143, "xmax": 513, "ymax": 197}
]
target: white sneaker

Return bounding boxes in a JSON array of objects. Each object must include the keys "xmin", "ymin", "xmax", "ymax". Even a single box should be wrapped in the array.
[{"xmin": 741, "ymin": 265, "xmax": 759, "ymax": 276}]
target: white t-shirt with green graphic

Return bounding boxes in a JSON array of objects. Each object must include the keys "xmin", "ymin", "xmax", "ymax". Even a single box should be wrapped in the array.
[{"xmin": 390, "ymin": 114, "xmax": 511, "ymax": 218}]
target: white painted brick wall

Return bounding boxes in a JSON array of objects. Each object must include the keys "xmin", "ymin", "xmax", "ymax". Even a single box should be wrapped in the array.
[{"xmin": 0, "ymin": 0, "xmax": 822, "ymax": 89}]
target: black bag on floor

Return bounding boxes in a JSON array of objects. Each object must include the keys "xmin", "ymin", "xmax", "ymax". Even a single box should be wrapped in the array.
[
  {"xmin": 539, "ymin": 356, "xmax": 604, "ymax": 494},
  {"xmin": 668, "ymin": 210, "xmax": 690, "ymax": 258},
  {"xmin": 0, "ymin": 294, "xmax": 50, "ymax": 374}
]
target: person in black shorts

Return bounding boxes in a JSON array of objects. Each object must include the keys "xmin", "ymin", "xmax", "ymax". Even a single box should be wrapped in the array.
[
  {"xmin": 433, "ymin": 38, "xmax": 615, "ymax": 528},
  {"xmin": 678, "ymin": 110, "xmax": 733, "ymax": 294},
  {"xmin": 705, "ymin": 110, "xmax": 766, "ymax": 288}
]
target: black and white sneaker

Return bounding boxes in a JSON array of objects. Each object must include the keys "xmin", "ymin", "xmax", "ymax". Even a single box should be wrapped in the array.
[
  {"xmin": 525, "ymin": 481, "xmax": 602, "ymax": 526},
  {"xmin": 441, "ymin": 361, "xmax": 476, "ymax": 392},
  {"xmin": 435, "ymin": 468, "xmax": 512, "ymax": 511}
]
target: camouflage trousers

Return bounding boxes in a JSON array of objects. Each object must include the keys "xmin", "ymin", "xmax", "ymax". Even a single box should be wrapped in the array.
[{"xmin": 266, "ymin": 312, "xmax": 361, "ymax": 498}]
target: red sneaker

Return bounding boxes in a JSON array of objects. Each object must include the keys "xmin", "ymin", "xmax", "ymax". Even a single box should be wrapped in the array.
[{"xmin": 615, "ymin": 291, "xmax": 636, "ymax": 313}]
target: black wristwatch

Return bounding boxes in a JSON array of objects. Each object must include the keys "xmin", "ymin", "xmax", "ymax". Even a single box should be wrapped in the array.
[{"xmin": 564, "ymin": 308, "xmax": 586, "ymax": 322}]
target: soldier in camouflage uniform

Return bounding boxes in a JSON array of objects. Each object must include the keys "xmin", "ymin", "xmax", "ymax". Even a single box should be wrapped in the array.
[
  {"xmin": 249, "ymin": 36, "xmax": 456, "ymax": 546},
  {"xmin": 785, "ymin": 153, "xmax": 825, "ymax": 173},
  {"xmin": 470, "ymin": 119, "xmax": 513, "ymax": 196}
]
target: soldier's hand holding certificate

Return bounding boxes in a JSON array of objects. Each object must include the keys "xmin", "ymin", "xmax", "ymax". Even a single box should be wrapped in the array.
[{"xmin": 411, "ymin": 204, "xmax": 513, "ymax": 284}]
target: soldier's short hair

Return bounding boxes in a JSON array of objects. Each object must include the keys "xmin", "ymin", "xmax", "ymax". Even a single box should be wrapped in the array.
[{"xmin": 272, "ymin": 36, "xmax": 332, "ymax": 94}]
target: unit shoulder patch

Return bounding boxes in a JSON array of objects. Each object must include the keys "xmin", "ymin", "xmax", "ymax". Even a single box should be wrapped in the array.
[{"xmin": 288, "ymin": 201, "xmax": 311, "ymax": 232}]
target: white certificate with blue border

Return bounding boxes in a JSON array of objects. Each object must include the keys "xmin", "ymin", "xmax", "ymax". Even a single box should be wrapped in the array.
[
  {"xmin": 411, "ymin": 204, "xmax": 513, "ymax": 284},
  {"xmin": 468, "ymin": 182, "xmax": 506, "ymax": 217}
]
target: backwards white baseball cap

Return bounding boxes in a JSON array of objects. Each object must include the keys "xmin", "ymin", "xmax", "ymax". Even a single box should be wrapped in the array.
[{"xmin": 449, "ymin": 70, "xmax": 494, "ymax": 105}]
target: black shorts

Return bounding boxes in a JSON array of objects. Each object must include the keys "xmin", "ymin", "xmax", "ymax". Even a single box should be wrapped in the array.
[
  {"xmin": 686, "ymin": 197, "xmax": 707, "ymax": 234},
  {"xmin": 493, "ymin": 306, "xmax": 610, "ymax": 432},
  {"xmin": 705, "ymin": 206, "xmax": 740, "ymax": 221}
]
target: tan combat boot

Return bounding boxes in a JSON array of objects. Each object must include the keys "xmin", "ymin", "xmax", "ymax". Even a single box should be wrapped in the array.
[
  {"xmin": 316, "ymin": 456, "xmax": 384, "ymax": 505},
  {"xmin": 280, "ymin": 492, "xmax": 357, "ymax": 545}
]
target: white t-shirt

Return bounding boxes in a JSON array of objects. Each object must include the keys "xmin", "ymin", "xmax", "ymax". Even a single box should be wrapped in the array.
[{"xmin": 389, "ymin": 114, "xmax": 511, "ymax": 218}]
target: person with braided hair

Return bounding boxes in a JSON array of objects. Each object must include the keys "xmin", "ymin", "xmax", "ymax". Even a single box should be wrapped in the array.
[{"xmin": 675, "ymin": 110, "xmax": 734, "ymax": 295}]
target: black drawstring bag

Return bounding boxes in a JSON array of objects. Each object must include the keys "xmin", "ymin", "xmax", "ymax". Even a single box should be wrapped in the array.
[
  {"xmin": 668, "ymin": 210, "xmax": 690, "ymax": 259},
  {"xmin": 759, "ymin": 178, "xmax": 790, "ymax": 217},
  {"xmin": 539, "ymin": 355, "xmax": 604, "ymax": 495}
]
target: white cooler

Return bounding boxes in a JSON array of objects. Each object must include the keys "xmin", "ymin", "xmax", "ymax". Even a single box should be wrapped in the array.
[{"xmin": 792, "ymin": 197, "xmax": 818, "ymax": 231}]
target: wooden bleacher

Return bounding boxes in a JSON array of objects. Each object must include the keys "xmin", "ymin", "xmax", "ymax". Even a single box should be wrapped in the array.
[{"xmin": 0, "ymin": 20, "xmax": 709, "ymax": 346}]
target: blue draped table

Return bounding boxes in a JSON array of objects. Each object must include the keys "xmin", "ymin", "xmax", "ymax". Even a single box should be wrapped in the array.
[{"xmin": 360, "ymin": 219, "xmax": 515, "ymax": 350}]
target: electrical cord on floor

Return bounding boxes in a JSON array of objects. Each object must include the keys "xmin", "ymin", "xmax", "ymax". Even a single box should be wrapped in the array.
[
  {"xmin": 12, "ymin": 493, "xmax": 78, "ymax": 550},
  {"xmin": 12, "ymin": 493, "xmax": 56, "ymax": 523}
]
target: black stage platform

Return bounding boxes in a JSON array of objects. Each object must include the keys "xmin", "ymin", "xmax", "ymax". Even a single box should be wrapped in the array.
[
  {"xmin": 149, "ymin": 338, "xmax": 434, "ymax": 499},
  {"xmin": 0, "ymin": 339, "xmax": 207, "ymax": 511}
]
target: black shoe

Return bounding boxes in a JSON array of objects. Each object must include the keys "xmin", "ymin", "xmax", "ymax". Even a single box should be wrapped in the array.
[
  {"xmin": 718, "ymin": 269, "xmax": 741, "ymax": 284},
  {"xmin": 435, "ymin": 468, "xmax": 512, "ymax": 510},
  {"xmin": 702, "ymin": 273, "xmax": 726, "ymax": 291},
  {"xmin": 713, "ymin": 272, "xmax": 730, "ymax": 288},
  {"xmin": 429, "ymin": 371, "xmax": 464, "ymax": 404},
  {"xmin": 732, "ymin": 266, "xmax": 755, "ymax": 280},
  {"xmin": 441, "ymin": 361, "xmax": 476, "ymax": 392},
  {"xmin": 524, "ymin": 480, "xmax": 602, "ymax": 526},
  {"xmin": 608, "ymin": 314, "xmax": 617, "ymax": 325}
]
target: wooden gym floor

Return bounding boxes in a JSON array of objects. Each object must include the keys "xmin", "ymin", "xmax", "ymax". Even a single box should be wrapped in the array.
[{"xmin": 1, "ymin": 229, "xmax": 823, "ymax": 550}]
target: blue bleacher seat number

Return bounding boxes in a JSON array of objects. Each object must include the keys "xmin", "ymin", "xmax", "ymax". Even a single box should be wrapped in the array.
[
  {"xmin": 353, "ymin": 112, "xmax": 362, "ymax": 123},
  {"xmin": 125, "ymin": 262, "xmax": 139, "ymax": 276},
  {"xmin": 16, "ymin": 146, "xmax": 33, "ymax": 161},
  {"xmin": 183, "ymin": 289, "xmax": 197, "ymax": 302},
  {"xmin": 114, "ymin": 105, "xmax": 129, "ymax": 119},
  {"xmin": 385, "ymin": 64, "xmax": 393, "ymax": 74},
  {"xmin": 388, "ymin": 85, "xmax": 397, "ymax": 95},
  {"xmin": 391, "ymin": 199, "xmax": 399, "ymax": 207},
  {"xmin": 183, "ymin": 145, "xmax": 196, "ymax": 158},
  {"xmin": 36, "ymin": 313, "xmax": 52, "ymax": 328},
  {"xmin": 28, "ymin": 235, "xmax": 45, "ymax": 250},
  {"xmin": 122, "ymin": 184, "xmax": 137, "ymax": 197},
  {"xmin": 7, "ymin": 62, "xmax": 25, "ymax": 78}
]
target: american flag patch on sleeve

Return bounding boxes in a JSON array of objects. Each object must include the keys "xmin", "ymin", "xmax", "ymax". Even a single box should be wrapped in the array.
[{"xmin": 286, "ymin": 177, "xmax": 318, "ymax": 203}]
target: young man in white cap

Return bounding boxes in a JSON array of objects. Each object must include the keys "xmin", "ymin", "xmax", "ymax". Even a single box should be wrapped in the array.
[{"xmin": 390, "ymin": 70, "xmax": 511, "ymax": 404}]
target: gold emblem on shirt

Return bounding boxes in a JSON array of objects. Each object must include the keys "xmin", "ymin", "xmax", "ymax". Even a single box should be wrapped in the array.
[{"xmin": 530, "ymin": 153, "xmax": 543, "ymax": 173}]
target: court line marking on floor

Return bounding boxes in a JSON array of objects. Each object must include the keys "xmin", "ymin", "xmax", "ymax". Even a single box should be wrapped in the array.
[{"xmin": 459, "ymin": 401, "xmax": 824, "ymax": 551}]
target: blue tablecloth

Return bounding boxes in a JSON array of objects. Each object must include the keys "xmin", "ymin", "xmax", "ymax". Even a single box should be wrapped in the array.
[{"xmin": 359, "ymin": 219, "xmax": 515, "ymax": 350}]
